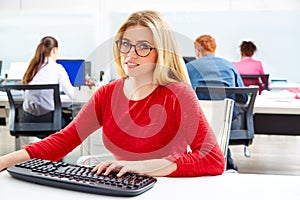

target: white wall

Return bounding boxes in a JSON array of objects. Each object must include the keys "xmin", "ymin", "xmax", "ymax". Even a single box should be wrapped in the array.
[
  {"xmin": 0, "ymin": 0, "xmax": 300, "ymax": 82},
  {"xmin": 105, "ymin": 0, "xmax": 300, "ymax": 83},
  {"xmin": 164, "ymin": 11, "xmax": 300, "ymax": 82},
  {"xmin": 0, "ymin": 0, "xmax": 105, "ymax": 79}
]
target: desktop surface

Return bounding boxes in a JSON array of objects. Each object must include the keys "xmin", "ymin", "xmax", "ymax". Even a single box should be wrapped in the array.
[
  {"xmin": 254, "ymin": 92, "xmax": 300, "ymax": 115},
  {"xmin": 1, "ymin": 170, "xmax": 299, "ymax": 200},
  {"xmin": 1, "ymin": 79, "xmax": 22, "ymax": 85},
  {"xmin": 269, "ymin": 82, "xmax": 300, "ymax": 92},
  {"xmin": 254, "ymin": 92, "xmax": 300, "ymax": 135},
  {"xmin": 0, "ymin": 85, "xmax": 94, "ymax": 107},
  {"xmin": 0, "ymin": 79, "xmax": 23, "ymax": 92}
]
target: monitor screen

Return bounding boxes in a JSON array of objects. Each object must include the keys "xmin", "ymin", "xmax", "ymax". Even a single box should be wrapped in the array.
[
  {"xmin": 183, "ymin": 56, "xmax": 196, "ymax": 64},
  {"xmin": 56, "ymin": 59, "xmax": 85, "ymax": 86}
]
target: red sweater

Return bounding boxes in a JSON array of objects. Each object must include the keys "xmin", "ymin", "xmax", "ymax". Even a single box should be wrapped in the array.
[{"xmin": 24, "ymin": 79, "xmax": 225, "ymax": 177}]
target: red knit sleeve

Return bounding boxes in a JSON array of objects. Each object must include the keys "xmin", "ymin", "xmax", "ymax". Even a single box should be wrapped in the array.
[{"xmin": 166, "ymin": 83, "xmax": 225, "ymax": 177}]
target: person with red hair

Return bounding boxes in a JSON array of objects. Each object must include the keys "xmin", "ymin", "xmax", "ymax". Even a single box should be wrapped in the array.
[{"xmin": 186, "ymin": 34, "xmax": 246, "ymax": 171}]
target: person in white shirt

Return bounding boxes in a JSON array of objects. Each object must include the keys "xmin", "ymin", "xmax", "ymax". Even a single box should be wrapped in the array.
[{"xmin": 22, "ymin": 36, "xmax": 74, "ymax": 125}]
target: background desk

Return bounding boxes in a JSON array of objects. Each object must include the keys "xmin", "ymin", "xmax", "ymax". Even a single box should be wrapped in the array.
[
  {"xmin": 0, "ymin": 86, "xmax": 95, "ymax": 123},
  {"xmin": 269, "ymin": 82, "xmax": 300, "ymax": 92},
  {"xmin": 1, "ymin": 171, "xmax": 299, "ymax": 200},
  {"xmin": 254, "ymin": 95, "xmax": 300, "ymax": 135},
  {"xmin": 0, "ymin": 85, "xmax": 94, "ymax": 107}
]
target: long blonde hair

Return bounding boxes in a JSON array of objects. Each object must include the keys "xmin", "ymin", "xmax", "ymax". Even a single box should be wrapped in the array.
[{"xmin": 113, "ymin": 10, "xmax": 189, "ymax": 85}]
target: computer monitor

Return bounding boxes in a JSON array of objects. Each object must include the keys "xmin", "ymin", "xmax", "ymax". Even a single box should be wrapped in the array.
[
  {"xmin": 183, "ymin": 56, "xmax": 196, "ymax": 64},
  {"xmin": 0, "ymin": 60, "xmax": 2, "ymax": 76},
  {"xmin": 56, "ymin": 59, "xmax": 85, "ymax": 86},
  {"xmin": 84, "ymin": 61, "xmax": 92, "ymax": 77}
]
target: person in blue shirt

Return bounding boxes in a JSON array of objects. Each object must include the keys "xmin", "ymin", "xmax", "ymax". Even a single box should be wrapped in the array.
[{"xmin": 186, "ymin": 34, "xmax": 246, "ymax": 171}]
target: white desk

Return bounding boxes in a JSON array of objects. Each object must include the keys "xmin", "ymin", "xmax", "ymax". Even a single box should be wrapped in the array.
[
  {"xmin": 254, "ymin": 93, "xmax": 300, "ymax": 135},
  {"xmin": 1, "ymin": 171, "xmax": 299, "ymax": 200},
  {"xmin": 254, "ymin": 95, "xmax": 300, "ymax": 115},
  {"xmin": 0, "ymin": 85, "xmax": 95, "ymax": 110},
  {"xmin": 269, "ymin": 82, "xmax": 300, "ymax": 92}
]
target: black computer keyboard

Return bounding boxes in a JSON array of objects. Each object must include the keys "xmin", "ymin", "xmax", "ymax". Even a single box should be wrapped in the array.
[{"xmin": 7, "ymin": 158, "xmax": 157, "ymax": 197}]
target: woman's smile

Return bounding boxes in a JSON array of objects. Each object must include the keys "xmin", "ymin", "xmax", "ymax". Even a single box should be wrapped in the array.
[{"xmin": 125, "ymin": 61, "xmax": 140, "ymax": 70}]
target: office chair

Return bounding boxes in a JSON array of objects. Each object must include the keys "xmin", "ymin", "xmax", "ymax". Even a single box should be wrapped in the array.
[
  {"xmin": 240, "ymin": 74, "xmax": 269, "ymax": 94},
  {"xmin": 76, "ymin": 99, "xmax": 235, "ymax": 170},
  {"xmin": 199, "ymin": 98, "xmax": 234, "ymax": 169},
  {"xmin": 5, "ymin": 84, "xmax": 62, "ymax": 150},
  {"xmin": 195, "ymin": 86, "xmax": 259, "ymax": 157}
]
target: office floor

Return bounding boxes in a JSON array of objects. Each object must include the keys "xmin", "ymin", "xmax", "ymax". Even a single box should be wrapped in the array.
[
  {"xmin": 1, "ymin": 125, "xmax": 300, "ymax": 176},
  {"xmin": 230, "ymin": 134, "xmax": 300, "ymax": 175}
]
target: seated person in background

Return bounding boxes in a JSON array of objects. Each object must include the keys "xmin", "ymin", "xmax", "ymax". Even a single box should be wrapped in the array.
[
  {"xmin": 0, "ymin": 10, "xmax": 225, "ymax": 177},
  {"xmin": 186, "ymin": 34, "xmax": 247, "ymax": 171},
  {"xmin": 22, "ymin": 36, "xmax": 74, "ymax": 126},
  {"xmin": 234, "ymin": 41, "xmax": 265, "ymax": 75},
  {"xmin": 234, "ymin": 41, "xmax": 267, "ymax": 93}
]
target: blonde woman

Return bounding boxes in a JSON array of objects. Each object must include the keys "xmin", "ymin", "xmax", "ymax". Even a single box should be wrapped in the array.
[{"xmin": 0, "ymin": 11, "xmax": 224, "ymax": 177}]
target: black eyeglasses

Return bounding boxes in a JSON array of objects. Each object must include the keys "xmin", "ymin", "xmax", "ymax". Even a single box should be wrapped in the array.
[{"xmin": 115, "ymin": 40, "xmax": 155, "ymax": 57}]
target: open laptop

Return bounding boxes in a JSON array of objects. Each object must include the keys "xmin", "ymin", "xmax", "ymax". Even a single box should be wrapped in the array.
[{"xmin": 4, "ymin": 62, "xmax": 28, "ymax": 85}]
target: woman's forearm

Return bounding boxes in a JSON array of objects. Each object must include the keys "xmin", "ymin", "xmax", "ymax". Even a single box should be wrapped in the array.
[{"xmin": 143, "ymin": 159, "xmax": 177, "ymax": 176}]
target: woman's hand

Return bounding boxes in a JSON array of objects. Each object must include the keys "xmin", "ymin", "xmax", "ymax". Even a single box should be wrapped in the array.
[
  {"xmin": 92, "ymin": 159, "xmax": 176, "ymax": 177},
  {"xmin": 92, "ymin": 160, "xmax": 145, "ymax": 177}
]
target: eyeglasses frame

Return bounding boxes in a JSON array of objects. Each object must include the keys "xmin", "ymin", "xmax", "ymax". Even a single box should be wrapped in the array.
[{"xmin": 115, "ymin": 40, "xmax": 155, "ymax": 57}]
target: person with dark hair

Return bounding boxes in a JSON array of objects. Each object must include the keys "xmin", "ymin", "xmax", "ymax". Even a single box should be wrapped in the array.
[
  {"xmin": 186, "ymin": 34, "xmax": 247, "ymax": 171},
  {"xmin": 22, "ymin": 36, "xmax": 74, "ymax": 123},
  {"xmin": 234, "ymin": 41, "xmax": 265, "ymax": 75},
  {"xmin": 0, "ymin": 11, "xmax": 224, "ymax": 177},
  {"xmin": 234, "ymin": 41, "xmax": 266, "ymax": 93}
]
